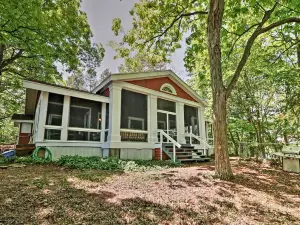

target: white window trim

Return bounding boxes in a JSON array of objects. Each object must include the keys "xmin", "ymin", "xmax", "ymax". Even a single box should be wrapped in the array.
[
  {"xmin": 69, "ymin": 105, "xmax": 92, "ymax": 129},
  {"xmin": 160, "ymin": 83, "xmax": 177, "ymax": 95},
  {"xmin": 128, "ymin": 116, "xmax": 145, "ymax": 130},
  {"xmin": 157, "ymin": 109, "xmax": 176, "ymax": 115},
  {"xmin": 44, "ymin": 125, "xmax": 63, "ymax": 130},
  {"xmin": 48, "ymin": 101, "xmax": 63, "ymax": 106},
  {"xmin": 48, "ymin": 114, "xmax": 62, "ymax": 125},
  {"xmin": 97, "ymin": 112, "xmax": 102, "ymax": 129},
  {"xmin": 120, "ymin": 128, "xmax": 148, "ymax": 134}
]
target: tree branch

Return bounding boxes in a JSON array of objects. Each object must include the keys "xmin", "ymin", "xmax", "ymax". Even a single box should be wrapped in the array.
[
  {"xmin": 0, "ymin": 44, "xmax": 5, "ymax": 65},
  {"xmin": 225, "ymin": 23, "xmax": 260, "ymax": 59},
  {"xmin": 272, "ymin": 39, "xmax": 300, "ymax": 64},
  {"xmin": 0, "ymin": 49, "xmax": 23, "ymax": 70},
  {"xmin": 226, "ymin": 2, "xmax": 300, "ymax": 96},
  {"xmin": 259, "ymin": 17, "xmax": 300, "ymax": 34},
  {"xmin": 144, "ymin": 11, "xmax": 207, "ymax": 45}
]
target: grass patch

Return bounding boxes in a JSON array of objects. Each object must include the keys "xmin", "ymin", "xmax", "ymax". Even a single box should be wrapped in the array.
[
  {"xmin": 75, "ymin": 170, "xmax": 116, "ymax": 182},
  {"xmin": 32, "ymin": 176, "xmax": 49, "ymax": 189}
]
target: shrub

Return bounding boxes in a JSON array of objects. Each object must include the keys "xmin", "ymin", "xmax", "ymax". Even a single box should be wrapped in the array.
[
  {"xmin": 56, "ymin": 155, "xmax": 123, "ymax": 170},
  {"xmin": 1, "ymin": 155, "xmax": 181, "ymax": 171},
  {"xmin": 56, "ymin": 156, "xmax": 181, "ymax": 171},
  {"xmin": 269, "ymin": 158, "xmax": 281, "ymax": 168}
]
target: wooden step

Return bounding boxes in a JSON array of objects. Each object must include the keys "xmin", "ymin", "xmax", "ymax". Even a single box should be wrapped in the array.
[
  {"xmin": 16, "ymin": 144, "xmax": 35, "ymax": 153},
  {"xmin": 179, "ymin": 158, "xmax": 211, "ymax": 162}
]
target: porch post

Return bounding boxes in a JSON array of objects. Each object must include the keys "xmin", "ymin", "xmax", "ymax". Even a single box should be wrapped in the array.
[
  {"xmin": 108, "ymin": 83, "xmax": 121, "ymax": 143},
  {"xmin": 176, "ymin": 102, "xmax": 186, "ymax": 144},
  {"xmin": 199, "ymin": 107, "xmax": 206, "ymax": 141},
  {"xmin": 61, "ymin": 95, "xmax": 70, "ymax": 141},
  {"xmin": 149, "ymin": 95, "xmax": 158, "ymax": 143},
  {"xmin": 101, "ymin": 102, "xmax": 106, "ymax": 142},
  {"xmin": 36, "ymin": 91, "xmax": 49, "ymax": 142}
]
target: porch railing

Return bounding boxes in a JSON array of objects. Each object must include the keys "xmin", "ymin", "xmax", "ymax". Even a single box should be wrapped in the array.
[
  {"xmin": 185, "ymin": 132, "xmax": 213, "ymax": 156},
  {"xmin": 120, "ymin": 129, "xmax": 148, "ymax": 142},
  {"xmin": 158, "ymin": 130, "xmax": 181, "ymax": 162}
]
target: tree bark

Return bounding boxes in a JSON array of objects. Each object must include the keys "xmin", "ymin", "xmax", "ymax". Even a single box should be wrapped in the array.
[{"xmin": 207, "ymin": 0, "xmax": 233, "ymax": 180}]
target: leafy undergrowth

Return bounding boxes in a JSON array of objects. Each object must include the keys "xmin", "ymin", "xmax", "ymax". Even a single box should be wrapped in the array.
[
  {"xmin": 0, "ymin": 158, "xmax": 299, "ymax": 224},
  {"xmin": 0, "ymin": 155, "xmax": 181, "ymax": 172}
]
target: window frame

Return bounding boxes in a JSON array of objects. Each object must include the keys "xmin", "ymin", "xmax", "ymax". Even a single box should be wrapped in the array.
[
  {"xmin": 160, "ymin": 83, "xmax": 177, "ymax": 95},
  {"xmin": 128, "ymin": 116, "xmax": 145, "ymax": 130},
  {"xmin": 121, "ymin": 89, "xmax": 148, "ymax": 131}
]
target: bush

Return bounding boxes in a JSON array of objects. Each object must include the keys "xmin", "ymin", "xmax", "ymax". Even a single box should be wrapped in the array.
[
  {"xmin": 0, "ymin": 156, "xmax": 11, "ymax": 165},
  {"xmin": 56, "ymin": 156, "xmax": 122, "ymax": 170},
  {"xmin": 0, "ymin": 155, "xmax": 181, "ymax": 171},
  {"xmin": 56, "ymin": 156, "xmax": 181, "ymax": 171},
  {"xmin": 0, "ymin": 156, "xmax": 52, "ymax": 165},
  {"xmin": 269, "ymin": 158, "xmax": 281, "ymax": 167}
]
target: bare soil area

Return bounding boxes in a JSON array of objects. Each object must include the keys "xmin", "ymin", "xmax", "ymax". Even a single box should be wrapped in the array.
[{"xmin": 0, "ymin": 159, "xmax": 299, "ymax": 224}]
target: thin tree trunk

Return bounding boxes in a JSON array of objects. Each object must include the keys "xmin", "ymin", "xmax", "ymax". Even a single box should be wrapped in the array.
[
  {"xmin": 229, "ymin": 129, "xmax": 239, "ymax": 156},
  {"xmin": 207, "ymin": 0, "xmax": 233, "ymax": 180}
]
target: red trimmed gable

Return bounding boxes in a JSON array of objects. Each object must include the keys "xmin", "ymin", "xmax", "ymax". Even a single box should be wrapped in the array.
[
  {"xmin": 126, "ymin": 77, "xmax": 197, "ymax": 102},
  {"xmin": 102, "ymin": 88, "xmax": 110, "ymax": 97}
]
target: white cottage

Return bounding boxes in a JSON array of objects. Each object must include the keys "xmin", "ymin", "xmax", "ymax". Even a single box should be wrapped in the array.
[{"xmin": 12, "ymin": 70, "xmax": 213, "ymax": 162}]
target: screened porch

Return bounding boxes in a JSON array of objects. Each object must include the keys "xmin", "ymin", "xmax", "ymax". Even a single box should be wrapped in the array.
[{"xmin": 116, "ymin": 88, "xmax": 207, "ymax": 146}]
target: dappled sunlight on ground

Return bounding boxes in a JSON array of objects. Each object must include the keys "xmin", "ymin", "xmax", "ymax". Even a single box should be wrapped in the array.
[{"xmin": 0, "ymin": 160, "xmax": 300, "ymax": 224}]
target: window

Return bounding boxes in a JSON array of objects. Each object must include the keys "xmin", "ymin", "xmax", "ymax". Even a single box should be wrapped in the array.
[
  {"xmin": 162, "ymin": 86, "xmax": 173, "ymax": 93},
  {"xmin": 157, "ymin": 98, "xmax": 176, "ymax": 113},
  {"xmin": 121, "ymin": 90, "xmax": 148, "ymax": 131},
  {"xmin": 205, "ymin": 121, "xmax": 213, "ymax": 145},
  {"xmin": 46, "ymin": 93, "xmax": 63, "ymax": 126},
  {"xmin": 160, "ymin": 83, "xmax": 177, "ymax": 95},
  {"xmin": 45, "ymin": 93, "xmax": 64, "ymax": 140},
  {"xmin": 69, "ymin": 97, "xmax": 102, "ymax": 129},
  {"xmin": 184, "ymin": 105, "xmax": 199, "ymax": 135},
  {"xmin": 68, "ymin": 97, "xmax": 102, "ymax": 141},
  {"xmin": 128, "ymin": 117, "xmax": 144, "ymax": 130},
  {"xmin": 44, "ymin": 130, "xmax": 61, "ymax": 140},
  {"xmin": 68, "ymin": 131, "xmax": 100, "ymax": 142},
  {"xmin": 105, "ymin": 103, "xmax": 109, "ymax": 142}
]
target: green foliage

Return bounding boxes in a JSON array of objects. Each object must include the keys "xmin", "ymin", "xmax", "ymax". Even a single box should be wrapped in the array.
[
  {"xmin": 56, "ymin": 156, "xmax": 123, "ymax": 170},
  {"xmin": 56, "ymin": 155, "xmax": 181, "ymax": 171},
  {"xmin": 0, "ymin": 155, "xmax": 181, "ymax": 171},
  {"xmin": 32, "ymin": 176, "xmax": 49, "ymax": 189},
  {"xmin": 0, "ymin": 0, "xmax": 105, "ymax": 143},
  {"xmin": 0, "ymin": 155, "xmax": 52, "ymax": 165},
  {"xmin": 0, "ymin": 119, "xmax": 18, "ymax": 144}
]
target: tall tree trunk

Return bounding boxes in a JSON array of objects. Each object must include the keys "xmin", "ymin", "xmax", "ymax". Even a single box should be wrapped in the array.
[{"xmin": 207, "ymin": 0, "xmax": 233, "ymax": 180}]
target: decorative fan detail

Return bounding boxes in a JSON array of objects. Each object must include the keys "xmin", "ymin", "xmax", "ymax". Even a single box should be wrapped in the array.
[{"xmin": 160, "ymin": 83, "xmax": 177, "ymax": 95}]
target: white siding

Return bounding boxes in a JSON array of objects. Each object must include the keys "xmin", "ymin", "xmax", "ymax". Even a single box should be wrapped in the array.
[
  {"xmin": 48, "ymin": 147, "xmax": 102, "ymax": 160},
  {"xmin": 120, "ymin": 148, "xmax": 153, "ymax": 160}
]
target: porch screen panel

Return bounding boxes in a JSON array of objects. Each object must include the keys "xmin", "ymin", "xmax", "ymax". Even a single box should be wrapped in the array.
[
  {"xmin": 157, "ymin": 98, "xmax": 176, "ymax": 112},
  {"xmin": 46, "ymin": 93, "xmax": 63, "ymax": 126},
  {"xmin": 121, "ymin": 90, "xmax": 147, "ymax": 131},
  {"xmin": 184, "ymin": 105, "xmax": 199, "ymax": 135},
  {"xmin": 105, "ymin": 103, "xmax": 109, "ymax": 142},
  {"xmin": 45, "ymin": 93, "xmax": 64, "ymax": 140},
  {"xmin": 68, "ymin": 97, "xmax": 102, "ymax": 141}
]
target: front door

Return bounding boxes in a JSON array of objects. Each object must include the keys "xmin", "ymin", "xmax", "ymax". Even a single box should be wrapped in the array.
[{"xmin": 157, "ymin": 98, "xmax": 177, "ymax": 142}]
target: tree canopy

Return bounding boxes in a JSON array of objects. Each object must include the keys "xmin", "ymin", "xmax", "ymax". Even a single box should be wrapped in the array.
[{"xmin": 0, "ymin": 0, "xmax": 104, "ymax": 142}]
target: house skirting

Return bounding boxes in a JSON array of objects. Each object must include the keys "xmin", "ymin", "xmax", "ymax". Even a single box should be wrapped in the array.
[
  {"xmin": 103, "ymin": 148, "xmax": 153, "ymax": 160},
  {"xmin": 37, "ymin": 143, "xmax": 153, "ymax": 161},
  {"xmin": 49, "ymin": 146, "xmax": 102, "ymax": 160}
]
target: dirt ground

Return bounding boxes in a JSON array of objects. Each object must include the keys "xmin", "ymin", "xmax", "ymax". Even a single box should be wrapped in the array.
[{"xmin": 0, "ymin": 159, "xmax": 300, "ymax": 225}]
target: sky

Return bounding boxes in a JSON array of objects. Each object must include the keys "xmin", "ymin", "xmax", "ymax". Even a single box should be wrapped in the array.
[{"xmin": 80, "ymin": 0, "xmax": 188, "ymax": 79}]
